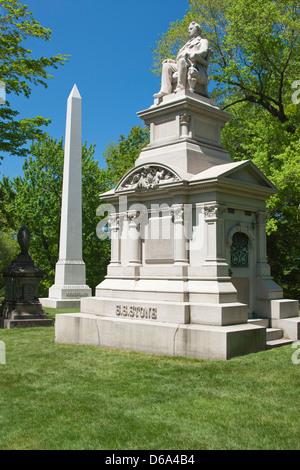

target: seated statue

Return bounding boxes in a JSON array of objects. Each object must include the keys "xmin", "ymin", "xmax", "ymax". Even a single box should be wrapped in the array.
[{"xmin": 154, "ymin": 21, "xmax": 210, "ymax": 99}]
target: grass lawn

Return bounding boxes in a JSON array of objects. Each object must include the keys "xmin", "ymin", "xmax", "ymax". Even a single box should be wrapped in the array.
[{"xmin": 0, "ymin": 308, "xmax": 299, "ymax": 450}]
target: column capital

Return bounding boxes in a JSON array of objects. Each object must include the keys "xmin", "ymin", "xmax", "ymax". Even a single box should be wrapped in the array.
[
  {"xmin": 172, "ymin": 204, "xmax": 184, "ymax": 223},
  {"xmin": 203, "ymin": 204, "xmax": 226, "ymax": 220},
  {"xmin": 256, "ymin": 210, "xmax": 268, "ymax": 224}
]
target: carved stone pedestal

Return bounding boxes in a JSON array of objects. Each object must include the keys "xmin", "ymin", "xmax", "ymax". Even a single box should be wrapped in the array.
[{"xmin": 0, "ymin": 226, "xmax": 53, "ymax": 329}]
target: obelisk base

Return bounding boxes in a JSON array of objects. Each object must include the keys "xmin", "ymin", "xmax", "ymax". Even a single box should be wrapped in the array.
[
  {"xmin": 41, "ymin": 285, "xmax": 92, "ymax": 309},
  {"xmin": 40, "ymin": 259, "xmax": 92, "ymax": 309}
]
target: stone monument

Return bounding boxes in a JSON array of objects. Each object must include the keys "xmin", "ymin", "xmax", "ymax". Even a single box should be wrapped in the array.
[
  {"xmin": 40, "ymin": 85, "xmax": 92, "ymax": 309},
  {"xmin": 55, "ymin": 23, "xmax": 299, "ymax": 359},
  {"xmin": 0, "ymin": 225, "xmax": 53, "ymax": 329},
  {"xmin": 153, "ymin": 21, "xmax": 210, "ymax": 98}
]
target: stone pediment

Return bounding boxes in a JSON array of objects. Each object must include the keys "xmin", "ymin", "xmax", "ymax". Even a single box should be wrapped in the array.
[
  {"xmin": 115, "ymin": 163, "xmax": 183, "ymax": 193},
  {"xmin": 190, "ymin": 160, "xmax": 277, "ymax": 192},
  {"xmin": 100, "ymin": 160, "xmax": 276, "ymax": 200}
]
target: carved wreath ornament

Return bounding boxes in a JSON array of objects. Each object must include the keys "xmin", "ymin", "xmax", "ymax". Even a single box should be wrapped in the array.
[{"xmin": 118, "ymin": 166, "xmax": 180, "ymax": 191}]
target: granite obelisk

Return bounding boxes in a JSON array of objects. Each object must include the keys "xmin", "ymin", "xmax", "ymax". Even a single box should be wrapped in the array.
[{"xmin": 41, "ymin": 85, "xmax": 91, "ymax": 308}]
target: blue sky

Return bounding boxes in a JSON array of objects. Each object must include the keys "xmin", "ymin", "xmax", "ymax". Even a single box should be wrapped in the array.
[{"xmin": 0, "ymin": 0, "xmax": 191, "ymax": 178}]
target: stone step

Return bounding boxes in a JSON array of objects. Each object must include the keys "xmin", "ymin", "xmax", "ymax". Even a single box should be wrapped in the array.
[
  {"xmin": 266, "ymin": 338, "xmax": 294, "ymax": 350},
  {"xmin": 2, "ymin": 318, "xmax": 54, "ymax": 329},
  {"xmin": 266, "ymin": 328, "xmax": 283, "ymax": 341}
]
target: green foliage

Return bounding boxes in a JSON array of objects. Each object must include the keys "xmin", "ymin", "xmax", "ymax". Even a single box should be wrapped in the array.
[
  {"xmin": 0, "ymin": 0, "xmax": 68, "ymax": 160},
  {"xmin": 0, "ymin": 135, "xmax": 111, "ymax": 296},
  {"xmin": 0, "ymin": 228, "xmax": 18, "ymax": 299},
  {"xmin": 103, "ymin": 125, "xmax": 149, "ymax": 186}
]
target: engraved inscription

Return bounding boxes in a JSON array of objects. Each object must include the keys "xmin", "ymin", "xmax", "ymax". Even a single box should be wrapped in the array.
[
  {"xmin": 65, "ymin": 292, "xmax": 89, "ymax": 298},
  {"xmin": 116, "ymin": 305, "xmax": 158, "ymax": 320}
]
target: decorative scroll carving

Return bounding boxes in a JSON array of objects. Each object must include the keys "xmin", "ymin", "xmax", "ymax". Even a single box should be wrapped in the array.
[
  {"xmin": 108, "ymin": 214, "xmax": 119, "ymax": 231},
  {"xmin": 118, "ymin": 166, "xmax": 180, "ymax": 192},
  {"xmin": 203, "ymin": 204, "xmax": 226, "ymax": 219},
  {"xmin": 179, "ymin": 114, "xmax": 191, "ymax": 127},
  {"xmin": 172, "ymin": 205, "xmax": 184, "ymax": 223}
]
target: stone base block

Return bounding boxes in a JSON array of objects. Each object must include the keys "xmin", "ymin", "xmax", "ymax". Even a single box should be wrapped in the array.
[
  {"xmin": 1, "ymin": 318, "xmax": 53, "ymax": 329},
  {"xmin": 40, "ymin": 298, "xmax": 82, "ymax": 309},
  {"xmin": 81, "ymin": 296, "xmax": 190, "ymax": 324},
  {"xmin": 271, "ymin": 299, "xmax": 299, "ymax": 320},
  {"xmin": 81, "ymin": 296, "xmax": 248, "ymax": 326},
  {"xmin": 190, "ymin": 302, "xmax": 248, "ymax": 326},
  {"xmin": 0, "ymin": 299, "xmax": 54, "ymax": 329},
  {"xmin": 48, "ymin": 284, "xmax": 92, "ymax": 301},
  {"xmin": 55, "ymin": 313, "xmax": 266, "ymax": 361},
  {"xmin": 271, "ymin": 317, "xmax": 300, "ymax": 341}
]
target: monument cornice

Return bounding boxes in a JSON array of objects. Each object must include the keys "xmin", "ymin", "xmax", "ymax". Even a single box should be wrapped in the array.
[{"xmin": 138, "ymin": 91, "xmax": 231, "ymax": 125}]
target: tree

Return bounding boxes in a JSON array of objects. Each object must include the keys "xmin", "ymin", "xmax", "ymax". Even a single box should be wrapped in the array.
[
  {"xmin": 0, "ymin": 135, "xmax": 111, "ymax": 296},
  {"xmin": 0, "ymin": 0, "xmax": 68, "ymax": 160},
  {"xmin": 0, "ymin": 223, "xmax": 18, "ymax": 300},
  {"xmin": 103, "ymin": 125, "xmax": 149, "ymax": 186}
]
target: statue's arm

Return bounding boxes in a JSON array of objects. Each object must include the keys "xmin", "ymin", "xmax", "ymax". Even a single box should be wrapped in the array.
[
  {"xmin": 163, "ymin": 58, "xmax": 176, "ymax": 64},
  {"xmin": 190, "ymin": 39, "xmax": 209, "ymax": 66}
]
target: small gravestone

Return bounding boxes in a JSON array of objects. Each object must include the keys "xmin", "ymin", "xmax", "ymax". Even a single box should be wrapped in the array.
[{"xmin": 0, "ymin": 225, "xmax": 53, "ymax": 329}]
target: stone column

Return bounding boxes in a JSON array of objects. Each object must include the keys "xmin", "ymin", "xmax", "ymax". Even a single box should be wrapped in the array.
[
  {"xmin": 128, "ymin": 211, "xmax": 142, "ymax": 265},
  {"xmin": 179, "ymin": 114, "xmax": 191, "ymax": 138},
  {"xmin": 203, "ymin": 204, "xmax": 228, "ymax": 277},
  {"xmin": 173, "ymin": 204, "xmax": 189, "ymax": 265},
  {"xmin": 109, "ymin": 214, "xmax": 121, "ymax": 265},
  {"xmin": 255, "ymin": 210, "xmax": 271, "ymax": 277}
]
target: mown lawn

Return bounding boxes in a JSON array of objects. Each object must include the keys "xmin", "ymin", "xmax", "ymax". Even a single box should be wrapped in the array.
[{"xmin": 0, "ymin": 309, "xmax": 299, "ymax": 450}]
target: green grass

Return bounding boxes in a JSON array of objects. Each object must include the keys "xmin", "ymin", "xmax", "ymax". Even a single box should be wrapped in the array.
[{"xmin": 0, "ymin": 309, "xmax": 299, "ymax": 450}]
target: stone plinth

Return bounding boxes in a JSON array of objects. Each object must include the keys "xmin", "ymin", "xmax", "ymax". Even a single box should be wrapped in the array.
[
  {"xmin": 55, "ymin": 313, "xmax": 266, "ymax": 361},
  {"xmin": 136, "ymin": 90, "xmax": 232, "ymax": 175}
]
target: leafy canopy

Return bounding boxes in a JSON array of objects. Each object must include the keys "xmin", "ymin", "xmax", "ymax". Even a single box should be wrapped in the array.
[
  {"xmin": 103, "ymin": 125, "xmax": 149, "ymax": 186},
  {"xmin": 0, "ymin": 0, "xmax": 68, "ymax": 160}
]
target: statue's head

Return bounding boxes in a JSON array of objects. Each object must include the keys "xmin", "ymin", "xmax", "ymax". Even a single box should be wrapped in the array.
[{"xmin": 188, "ymin": 21, "xmax": 202, "ymax": 38}]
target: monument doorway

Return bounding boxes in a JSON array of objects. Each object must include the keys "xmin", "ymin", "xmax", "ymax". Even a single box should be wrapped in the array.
[{"xmin": 229, "ymin": 231, "xmax": 256, "ymax": 317}]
